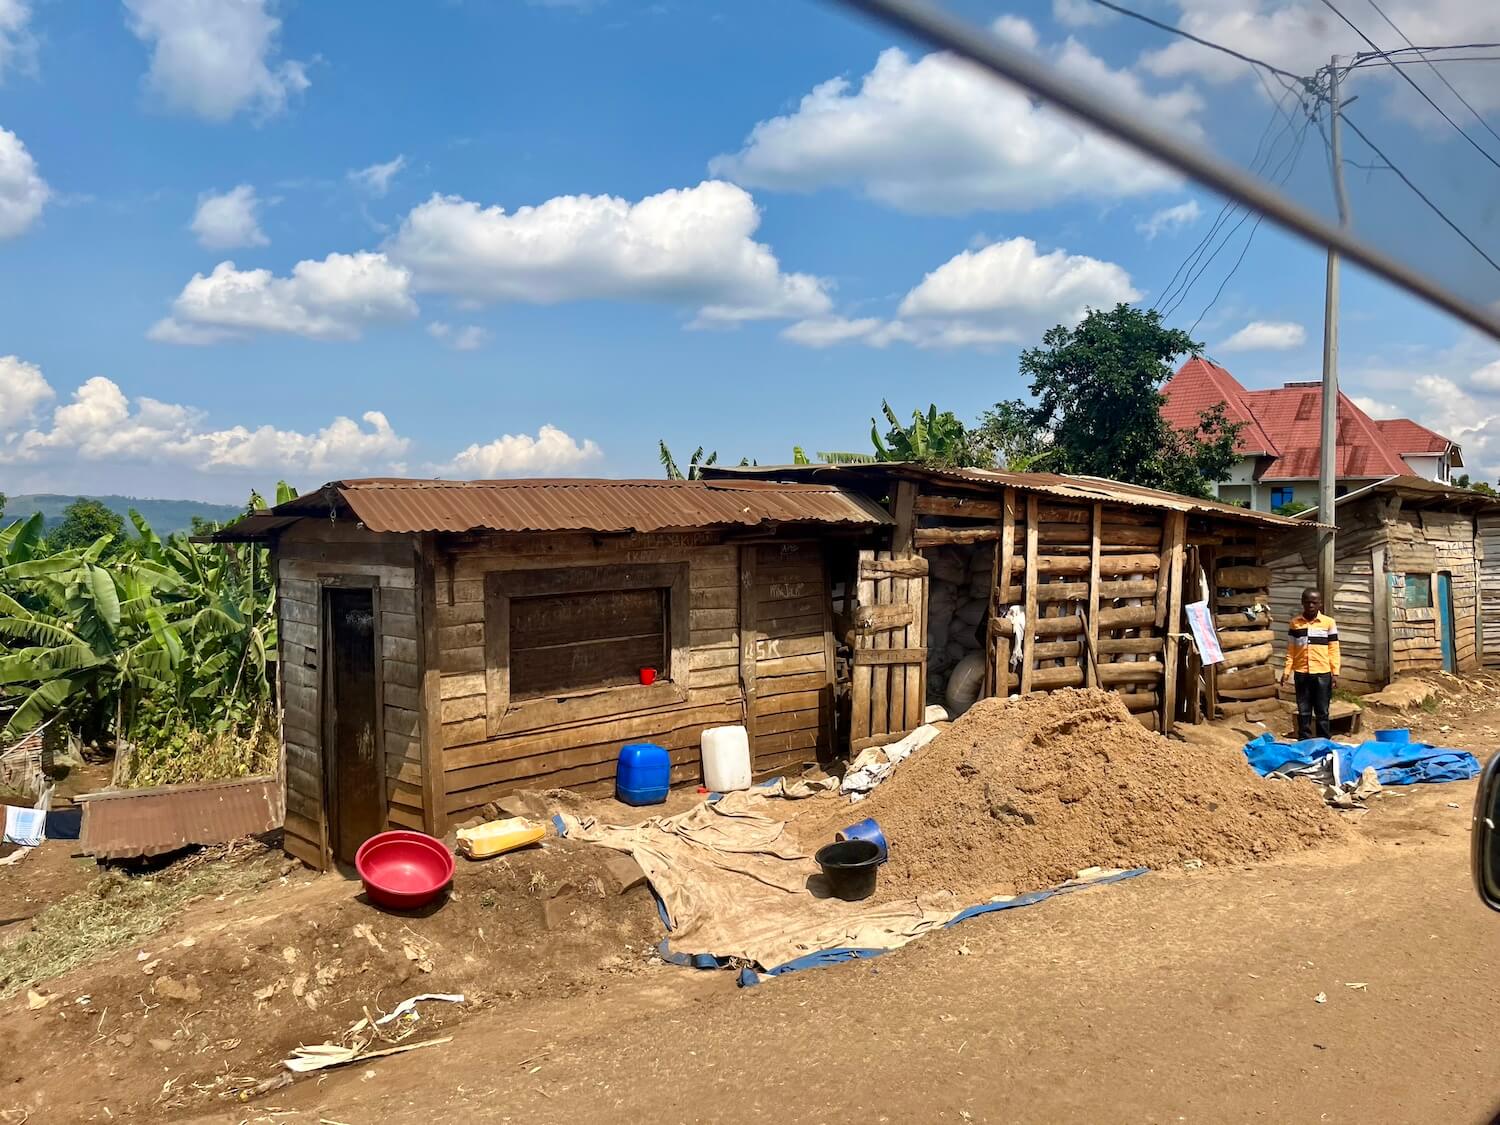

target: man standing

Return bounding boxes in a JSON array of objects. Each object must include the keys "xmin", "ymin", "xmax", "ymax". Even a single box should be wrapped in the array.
[{"xmin": 1282, "ymin": 587, "xmax": 1340, "ymax": 740}]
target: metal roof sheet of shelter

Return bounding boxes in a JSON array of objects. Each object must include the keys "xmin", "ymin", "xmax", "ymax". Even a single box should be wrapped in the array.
[
  {"xmin": 700, "ymin": 462, "xmax": 1314, "ymax": 529},
  {"xmin": 1292, "ymin": 475, "xmax": 1500, "ymax": 520},
  {"xmin": 206, "ymin": 477, "xmax": 894, "ymax": 542}
]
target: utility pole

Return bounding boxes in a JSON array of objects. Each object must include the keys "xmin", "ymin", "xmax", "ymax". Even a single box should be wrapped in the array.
[{"xmin": 1318, "ymin": 55, "xmax": 1351, "ymax": 607}]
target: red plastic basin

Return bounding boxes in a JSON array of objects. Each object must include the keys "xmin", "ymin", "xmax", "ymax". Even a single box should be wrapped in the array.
[{"xmin": 354, "ymin": 830, "xmax": 454, "ymax": 910}]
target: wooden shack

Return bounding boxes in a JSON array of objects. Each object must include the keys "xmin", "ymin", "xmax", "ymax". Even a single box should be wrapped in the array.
[
  {"xmin": 212, "ymin": 477, "xmax": 890, "ymax": 869},
  {"xmin": 1266, "ymin": 477, "xmax": 1499, "ymax": 689},
  {"xmin": 705, "ymin": 464, "xmax": 1302, "ymax": 738}
]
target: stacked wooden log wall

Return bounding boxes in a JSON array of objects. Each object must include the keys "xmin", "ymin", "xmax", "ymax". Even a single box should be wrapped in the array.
[
  {"xmin": 983, "ymin": 492, "xmax": 1184, "ymax": 732},
  {"xmin": 274, "ymin": 522, "xmax": 422, "ymax": 869},
  {"xmin": 1206, "ymin": 529, "xmax": 1281, "ymax": 717}
]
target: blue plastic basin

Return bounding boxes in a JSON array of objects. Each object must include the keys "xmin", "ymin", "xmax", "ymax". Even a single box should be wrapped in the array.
[{"xmin": 1374, "ymin": 728, "xmax": 1411, "ymax": 744}]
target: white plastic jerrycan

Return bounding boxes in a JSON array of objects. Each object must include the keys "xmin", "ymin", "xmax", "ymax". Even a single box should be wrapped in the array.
[{"xmin": 701, "ymin": 725, "xmax": 752, "ymax": 792}]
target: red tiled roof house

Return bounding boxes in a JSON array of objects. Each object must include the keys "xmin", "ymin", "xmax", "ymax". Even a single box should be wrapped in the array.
[{"xmin": 1162, "ymin": 357, "xmax": 1463, "ymax": 512}]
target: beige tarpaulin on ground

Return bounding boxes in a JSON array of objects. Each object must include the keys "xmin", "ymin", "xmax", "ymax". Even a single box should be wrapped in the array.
[{"xmin": 559, "ymin": 780, "xmax": 977, "ymax": 970}]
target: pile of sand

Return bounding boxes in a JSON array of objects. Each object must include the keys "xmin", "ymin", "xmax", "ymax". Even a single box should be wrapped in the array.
[{"xmin": 802, "ymin": 688, "xmax": 1346, "ymax": 902}]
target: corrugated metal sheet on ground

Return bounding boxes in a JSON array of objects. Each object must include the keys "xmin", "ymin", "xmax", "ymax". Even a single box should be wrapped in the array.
[
  {"xmin": 210, "ymin": 477, "xmax": 893, "ymax": 540},
  {"xmin": 77, "ymin": 776, "xmax": 281, "ymax": 860}
]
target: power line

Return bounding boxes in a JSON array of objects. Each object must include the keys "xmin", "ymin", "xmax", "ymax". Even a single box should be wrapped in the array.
[
  {"xmin": 1085, "ymin": 0, "xmax": 1304, "ymax": 81},
  {"xmin": 1170, "ymin": 116, "xmax": 1313, "ymax": 325},
  {"xmin": 1316, "ymin": 0, "xmax": 1500, "ymax": 172},
  {"xmin": 1150, "ymin": 84, "xmax": 1303, "ymax": 315},
  {"xmin": 1358, "ymin": 0, "xmax": 1500, "ymax": 149},
  {"xmin": 1351, "ymin": 56, "xmax": 1500, "ymax": 67},
  {"xmin": 1340, "ymin": 112, "xmax": 1500, "ymax": 273},
  {"xmin": 829, "ymin": 0, "xmax": 1500, "ymax": 338}
]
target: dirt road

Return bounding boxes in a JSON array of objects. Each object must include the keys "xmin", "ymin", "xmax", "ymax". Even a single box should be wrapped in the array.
[{"xmin": 199, "ymin": 774, "xmax": 1498, "ymax": 1125}]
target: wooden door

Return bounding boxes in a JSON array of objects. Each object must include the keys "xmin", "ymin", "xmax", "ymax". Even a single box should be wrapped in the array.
[
  {"xmin": 1438, "ymin": 572, "xmax": 1457, "ymax": 673},
  {"xmin": 849, "ymin": 549, "xmax": 927, "ymax": 751},
  {"xmin": 324, "ymin": 587, "xmax": 383, "ymax": 864}
]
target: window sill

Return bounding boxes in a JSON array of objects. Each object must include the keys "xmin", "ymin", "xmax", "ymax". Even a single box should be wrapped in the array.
[{"xmin": 490, "ymin": 679, "xmax": 690, "ymax": 738}]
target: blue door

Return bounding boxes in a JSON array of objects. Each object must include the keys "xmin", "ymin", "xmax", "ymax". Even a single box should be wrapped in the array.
[{"xmin": 1437, "ymin": 572, "xmax": 1457, "ymax": 672}]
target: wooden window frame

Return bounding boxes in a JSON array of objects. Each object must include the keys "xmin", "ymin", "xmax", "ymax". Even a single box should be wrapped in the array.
[{"xmin": 484, "ymin": 562, "xmax": 690, "ymax": 737}]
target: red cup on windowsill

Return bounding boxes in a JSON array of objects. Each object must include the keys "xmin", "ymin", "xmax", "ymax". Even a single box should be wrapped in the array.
[{"xmin": 639, "ymin": 667, "xmax": 657, "ymax": 686}]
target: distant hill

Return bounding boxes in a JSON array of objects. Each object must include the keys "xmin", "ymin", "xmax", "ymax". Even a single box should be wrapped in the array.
[{"xmin": 3, "ymin": 494, "xmax": 245, "ymax": 538}]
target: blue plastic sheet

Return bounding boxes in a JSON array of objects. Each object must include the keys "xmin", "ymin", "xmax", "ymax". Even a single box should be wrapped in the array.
[{"xmin": 1243, "ymin": 732, "xmax": 1479, "ymax": 787}]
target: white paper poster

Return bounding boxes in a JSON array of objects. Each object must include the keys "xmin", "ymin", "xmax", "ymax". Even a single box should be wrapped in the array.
[{"xmin": 1184, "ymin": 599, "xmax": 1224, "ymax": 665}]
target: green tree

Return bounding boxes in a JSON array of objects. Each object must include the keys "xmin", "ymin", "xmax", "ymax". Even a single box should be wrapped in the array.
[
  {"xmin": 658, "ymin": 441, "xmax": 718, "ymax": 480},
  {"xmin": 48, "ymin": 498, "xmax": 125, "ymax": 554},
  {"xmin": 821, "ymin": 402, "xmax": 994, "ymax": 468},
  {"xmin": 971, "ymin": 400, "xmax": 1056, "ymax": 471},
  {"xmin": 996, "ymin": 304, "xmax": 1242, "ymax": 498},
  {"xmin": 1274, "ymin": 499, "xmax": 1313, "ymax": 516}
]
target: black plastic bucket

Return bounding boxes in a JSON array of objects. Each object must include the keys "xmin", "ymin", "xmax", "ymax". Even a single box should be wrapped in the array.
[{"xmin": 815, "ymin": 839, "xmax": 881, "ymax": 901}]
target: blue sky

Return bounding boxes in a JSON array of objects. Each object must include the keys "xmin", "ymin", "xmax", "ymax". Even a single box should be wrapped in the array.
[{"xmin": 1, "ymin": 0, "xmax": 1499, "ymax": 503}]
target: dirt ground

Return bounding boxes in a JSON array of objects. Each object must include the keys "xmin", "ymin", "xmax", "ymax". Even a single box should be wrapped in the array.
[{"xmin": 6, "ymin": 675, "xmax": 1500, "ymax": 1124}]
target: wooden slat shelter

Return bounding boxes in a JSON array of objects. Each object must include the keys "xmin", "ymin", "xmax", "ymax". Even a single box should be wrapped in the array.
[{"xmin": 705, "ymin": 463, "xmax": 1302, "ymax": 737}]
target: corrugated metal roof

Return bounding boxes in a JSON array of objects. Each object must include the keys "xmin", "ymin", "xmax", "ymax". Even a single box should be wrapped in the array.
[
  {"xmin": 77, "ymin": 776, "xmax": 280, "ymax": 860},
  {"xmin": 702, "ymin": 463, "xmax": 1311, "ymax": 528},
  {"xmin": 1294, "ymin": 474, "xmax": 1500, "ymax": 519},
  {"xmin": 210, "ymin": 477, "xmax": 892, "ymax": 540}
]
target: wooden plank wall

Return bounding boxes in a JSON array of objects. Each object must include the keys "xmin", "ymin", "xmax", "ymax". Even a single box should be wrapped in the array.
[
  {"xmin": 1266, "ymin": 527, "xmax": 1381, "ymax": 694},
  {"xmin": 1482, "ymin": 515, "xmax": 1500, "ymax": 666},
  {"xmin": 275, "ymin": 523, "xmax": 420, "ymax": 868},
  {"xmin": 432, "ymin": 531, "xmax": 835, "ymax": 819},
  {"xmin": 1388, "ymin": 508, "xmax": 1480, "ymax": 674},
  {"xmin": 751, "ymin": 540, "xmax": 832, "ymax": 776}
]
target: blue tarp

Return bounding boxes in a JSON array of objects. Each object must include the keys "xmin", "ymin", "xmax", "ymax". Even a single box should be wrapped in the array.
[{"xmin": 1243, "ymin": 732, "xmax": 1479, "ymax": 787}]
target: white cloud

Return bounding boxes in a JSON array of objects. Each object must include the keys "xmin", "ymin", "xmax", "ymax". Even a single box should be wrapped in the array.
[
  {"xmin": 1413, "ymin": 375, "xmax": 1500, "ymax": 480},
  {"xmin": 1217, "ymin": 320, "xmax": 1307, "ymax": 352},
  {"xmin": 1351, "ymin": 395, "xmax": 1399, "ymax": 419},
  {"xmin": 427, "ymin": 321, "xmax": 489, "ymax": 351},
  {"xmin": 123, "ymin": 0, "xmax": 309, "ymax": 122},
  {"xmin": 349, "ymin": 155, "xmax": 405, "ymax": 197},
  {"xmin": 1144, "ymin": 2, "xmax": 1500, "ymax": 121},
  {"xmin": 0, "ymin": 354, "xmax": 53, "ymax": 435},
  {"xmin": 2, "ymin": 369, "xmax": 410, "ymax": 475},
  {"xmin": 781, "ymin": 316, "xmax": 889, "ymax": 348},
  {"xmin": 386, "ymin": 180, "xmax": 829, "ymax": 324},
  {"xmin": 1053, "ymin": 0, "xmax": 1112, "ymax": 27},
  {"xmin": 0, "ymin": 125, "xmax": 48, "ymax": 238},
  {"xmin": 709, "ymin": 25, "xmax": 1199, "ymax": 213},
  {"xmin": 896, "ymin": 237, "xmax": 1139, "ymax": 339},
  {"xmin": 0, "ymin": 0, "xmax": 36, "ymax": 81},
  {"xmin": 150, "ymin": 251, "xmax": 416, "ymax": 343},
  {"xmin": 1469, "ymin": 360, "xmax": 1500, "ymax": 393},
  {"xmin": 440, "ymin": 424, "xmax": 602, "ymax": 477},
  {"xmin": 1137, "ymin": 199, "xmax": 1200, "ymax": 239},
  {"xmin": 191, "ymin": 184, "xmax": 268, "ymax": 249},
  {"xmin": 783, "ymin": 237, "xmax": 1138, "ymax": 351}
]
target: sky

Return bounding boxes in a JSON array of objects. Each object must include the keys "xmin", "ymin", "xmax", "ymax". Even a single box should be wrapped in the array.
[{"xmin": 2, "ymin": 0, "xmax": 1500, "ymax": 504}]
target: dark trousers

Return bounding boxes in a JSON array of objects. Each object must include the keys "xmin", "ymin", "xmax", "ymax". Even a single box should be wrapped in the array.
[{"xmin": 1294, "ymin": 671, "xmax": 1333, "ymax": 740}]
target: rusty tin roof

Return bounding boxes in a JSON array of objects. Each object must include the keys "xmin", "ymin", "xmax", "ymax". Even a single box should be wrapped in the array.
[
  {"xmin": 703, "ymin": 463, "xmax": 1313, "ymax": 528},
  {"xmin": 210, "ymin": 477, "xmax": 893, "ymax": 540},
  {"xmin": 77, "ymin": 776, "xmax": 280, "ymax": 860}
]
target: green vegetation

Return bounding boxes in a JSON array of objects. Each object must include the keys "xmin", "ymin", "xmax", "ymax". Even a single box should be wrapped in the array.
[
  {"xmin": 3, "ymin": 493, "xmax": 244, "ymax": 538},
  {"xmin": 0, "ymin": 484, "xmax": 294, "ymax": 785},
  {"xmin": 47, "ymin": 498, "xmax": 125, "ymax": 554},
  {"xmin": 1455, "ymin": 474, "xmax": 1498, "ymax": 497},
  {"xmin": 1274, "ymin": 500, "xmax": 1313, "ymax": 516}
]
